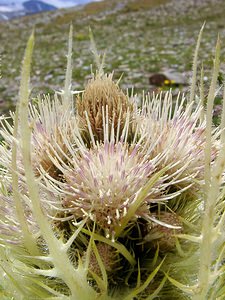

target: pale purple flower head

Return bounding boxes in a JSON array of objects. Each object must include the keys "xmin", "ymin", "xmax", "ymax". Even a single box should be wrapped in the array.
[{"xmin": 61, "ymin": 141, "xmax": 161, "ymax": 239}]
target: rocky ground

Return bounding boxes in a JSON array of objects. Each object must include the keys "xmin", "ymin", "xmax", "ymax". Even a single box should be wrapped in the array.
[{"xmin": 0, "ymin": 0, "xmax": 225, "ymax": 114}]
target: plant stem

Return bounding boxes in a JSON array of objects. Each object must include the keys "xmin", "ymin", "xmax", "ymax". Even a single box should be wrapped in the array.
[{"xmin": 193, "ymin": 36, "xmax": 220, "ymax": 300}]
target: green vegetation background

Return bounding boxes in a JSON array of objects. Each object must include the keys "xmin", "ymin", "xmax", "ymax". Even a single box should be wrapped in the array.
[{"xmin": 0, "ymin": 0, "xmax": 224, "ymax": 113}]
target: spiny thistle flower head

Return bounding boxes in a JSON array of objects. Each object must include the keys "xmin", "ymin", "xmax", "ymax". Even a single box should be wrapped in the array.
[
  {"xmin": 30, "ymin": 95, "xmax": 76, "ymax": 178},
  {"xmin": 76, "ymin": 72, "xmax": 135, "ymax": 143},
  {"xmin": 61, "ymin": 141, "xmax": 160, "ymax": 240},
  {"xmin": 0, "ymin": 26, "xmax": 224, "ymax": 300},
  {"xmin": 86, "ymin": 242, "xmax": 119, "ymax": 277},
  {"xmin": 0, "ymin": 94, "xmax": 77, "ymax": 185},
  {"xmin": 144, "ymin": 211, "xmax": 182, "ymax": 251},
  {"xmin": 139, "ymin": 94, "xmax": 219, "ymax": 198}
]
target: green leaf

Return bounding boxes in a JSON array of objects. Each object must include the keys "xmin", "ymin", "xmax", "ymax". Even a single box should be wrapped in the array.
[
  {"xmin": 166, "ymin": 274, "xmax": 195, "ymax": 295},
  {"xmin": 123, "ymin": 258, "xmax": 165, "ymax": 300}
]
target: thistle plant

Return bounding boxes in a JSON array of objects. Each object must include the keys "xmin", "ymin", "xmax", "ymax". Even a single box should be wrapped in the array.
[{"xmin": 0, "ymin": 25, "xmax": 224, "ymax": 300}]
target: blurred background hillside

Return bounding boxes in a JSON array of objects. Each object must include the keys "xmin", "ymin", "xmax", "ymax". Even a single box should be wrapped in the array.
[{"xmin": 0, "ymin": 0, "xmax": 225, "ymax": 114}]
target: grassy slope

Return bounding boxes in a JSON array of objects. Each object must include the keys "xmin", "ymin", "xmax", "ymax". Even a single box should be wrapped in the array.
[{"xmin": 0, "ymin": 0, "xmax": 225, "ymax": 113}]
